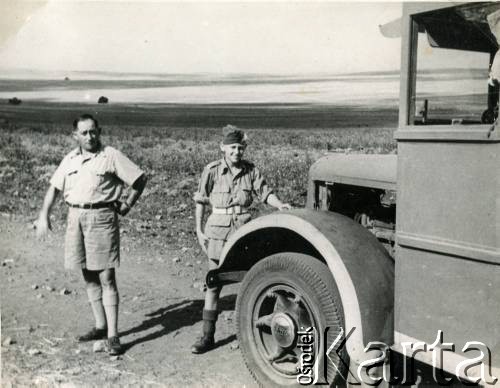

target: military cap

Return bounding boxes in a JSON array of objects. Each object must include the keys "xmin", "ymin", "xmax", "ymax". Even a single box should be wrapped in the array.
[{"xmin": 222, "ymin": 125, "xmax": 248, "ymax": 145}]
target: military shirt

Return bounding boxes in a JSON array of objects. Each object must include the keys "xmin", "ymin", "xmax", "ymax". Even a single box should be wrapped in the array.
[
  {"xmin": 194, "ymin": 158, "xmax": 273, "ymax": 240},
  {"xmin": 50, "ymin": 145, "xmax": 144, "ymax": 204}
]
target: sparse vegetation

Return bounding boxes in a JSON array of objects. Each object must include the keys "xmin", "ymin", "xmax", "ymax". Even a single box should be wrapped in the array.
[{"xmin": 0, "ymin": 104, "xmax": 396, "ymax": 248}]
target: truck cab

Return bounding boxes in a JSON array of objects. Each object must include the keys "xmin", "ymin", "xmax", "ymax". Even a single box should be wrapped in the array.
[{"xmin": 208, "ymin": 2, "xmax": 499, "ymax": 386}]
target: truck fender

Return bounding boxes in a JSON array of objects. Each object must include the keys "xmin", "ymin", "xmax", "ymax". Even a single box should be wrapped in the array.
[{"xmin": 210, "ymin": 209, "xmax": 394, "ymax": 364}]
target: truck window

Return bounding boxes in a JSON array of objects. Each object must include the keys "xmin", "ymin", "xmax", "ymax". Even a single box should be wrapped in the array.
[
  {"xmin": 410, "ymin": 4, "xmax": 499, "ymax": 126},
  {"xmin": 414, "ymin": 43, "xmax": 493, "ymax": 125}
]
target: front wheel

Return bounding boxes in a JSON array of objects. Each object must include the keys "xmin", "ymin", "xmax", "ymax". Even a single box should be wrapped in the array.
[{"xmin": 236, "ymin": 252, "xmax": 347, "ymax": 387}]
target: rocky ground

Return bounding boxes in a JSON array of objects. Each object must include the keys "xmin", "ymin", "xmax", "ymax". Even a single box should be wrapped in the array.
[{"xmin": 0, "ymin": 213, "xmax": 257, "ymax": 387}]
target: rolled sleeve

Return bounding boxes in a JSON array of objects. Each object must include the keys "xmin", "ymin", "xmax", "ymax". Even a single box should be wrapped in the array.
[
  {"xmin": 111, "ymin": 148, "xmax": 144, "ymax": 186},
  {"xmin": 193, "ymin": 166, "xmax": 213, "ymax": 204},
  {"xmin": 49, "ymin": 156, "xmax": 69, "ymax": 191},
  {"xmin": 252, "ymin": 167, "xmax": 273, "ymax": 204}
]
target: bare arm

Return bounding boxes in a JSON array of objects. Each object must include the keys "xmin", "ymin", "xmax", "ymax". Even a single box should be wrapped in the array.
[
  {"xmin": 252, "ymin": 166, "xmax": 291, "ymax": 210},
  {"xmin": 35, "ymin": 185, "xmax": 60, "ymax": 238},
  {"xmin": 195, "ymin": 202, "xmax": 208, "ymax": 254},
  {"xmin": 266, "ymin": 193, "xmax": 291, "ymax": 210},
  {"xmin": 117, "ymin": 174, "xmax": 147, "ymax": 216}
]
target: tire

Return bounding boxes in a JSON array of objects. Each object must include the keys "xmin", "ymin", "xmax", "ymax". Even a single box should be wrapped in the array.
[{"xmin": 236, "ymin": 252, "xmax": 348, "ymax": 387}]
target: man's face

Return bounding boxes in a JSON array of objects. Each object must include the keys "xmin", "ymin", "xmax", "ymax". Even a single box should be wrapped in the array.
[
  {"xmin": 73, "ymin": 119, "xmax": 101, "ymax": 152},
  {"xmin": 221, "ymin": 143, "xmax": 246, "ymax": 165}
]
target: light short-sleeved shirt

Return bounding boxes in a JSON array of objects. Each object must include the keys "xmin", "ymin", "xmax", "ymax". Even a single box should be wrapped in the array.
[
  {"xmin": 194, "ymin": 158, "xmax": 272, "ymax": 208},
  {"xmin": 193, "ymin": 158, "xmax": 273, "ymax": 242},
  {"xmin": 50, "ymin": 144, "xmax": 144, "ymax": 204}
]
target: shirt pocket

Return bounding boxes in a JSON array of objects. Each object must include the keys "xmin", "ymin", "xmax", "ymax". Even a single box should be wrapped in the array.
[
  {"xmin": 65, "ymin": 169, "xmax": 79, "ymax": 191},
  {"xmin": 210, "ymin": 183, "xmax": 231, "ymax": 207},
  {"xmin": 90, "ymin": 164, "xmax": 110, "ymax": 191},
  {"xmin": 212, "ymin": 183, "xmax": 231, "ymax": 193},
  {"xmin": 236, "ymin": 181, "xmax": 253, "ymax": 206}
]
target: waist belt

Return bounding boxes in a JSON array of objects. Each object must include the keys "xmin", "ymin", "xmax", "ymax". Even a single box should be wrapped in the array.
[
  {"xmin": 66, "ymin": 201, "xmax": 116, "ymax": 210},
  {"xmin": 212, "ymin": 206, "xmax": 248, "ymax": 215}
]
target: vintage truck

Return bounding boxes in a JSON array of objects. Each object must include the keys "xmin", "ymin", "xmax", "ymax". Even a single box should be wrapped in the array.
[{"xmin": 206, "ymin": 2, "xmax": 500, "ymax": 386}]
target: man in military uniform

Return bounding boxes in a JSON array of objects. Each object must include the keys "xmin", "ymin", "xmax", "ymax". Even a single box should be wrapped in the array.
[
  {"xmin": 35, "ymin": 114, "xmax": 147, "ymax": 355},
  {"xmin": 192, "ymin": 125, "xmax": 291, "ymax": 354}
]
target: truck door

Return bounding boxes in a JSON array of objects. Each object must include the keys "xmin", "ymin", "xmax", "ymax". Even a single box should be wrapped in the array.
[{"xmin": 394, "ymin": 3, "xmax": 500, "ymax": 383}]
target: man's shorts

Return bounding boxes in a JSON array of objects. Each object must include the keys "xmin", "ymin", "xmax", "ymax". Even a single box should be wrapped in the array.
[
  {"xmin": 205, "ymin": 213, "xmax": 252, "ymax": 270},
  {"xmin": 65, "ymin": 207, "xmax": 120, "ymax": 271}
]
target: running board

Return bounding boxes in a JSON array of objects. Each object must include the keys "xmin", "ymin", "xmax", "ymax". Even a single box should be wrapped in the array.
[{"xmin": 206, "ymin": 270, "xmax": 247, "ymax": 288}]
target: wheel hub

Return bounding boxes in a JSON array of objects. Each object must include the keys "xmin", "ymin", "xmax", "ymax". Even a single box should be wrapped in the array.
[{"xmin": 270, "ymin": 312, "xmax": 297, "ymax": 348}]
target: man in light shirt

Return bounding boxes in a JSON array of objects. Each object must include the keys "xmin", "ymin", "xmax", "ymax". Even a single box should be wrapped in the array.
[{"xmin": 35, "ymin": 114, "xmax": 147, "ymax": 355}]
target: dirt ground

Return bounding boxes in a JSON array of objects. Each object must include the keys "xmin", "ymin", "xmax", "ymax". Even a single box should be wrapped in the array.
[{"xmin": 0, "ymin": 213, "xmax": 257, "ymax": 387}]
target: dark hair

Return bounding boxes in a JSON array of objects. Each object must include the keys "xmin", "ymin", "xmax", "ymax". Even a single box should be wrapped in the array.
[{"xmin": 73, "ymin": 114, "xmax": 99, "ymax": 130}]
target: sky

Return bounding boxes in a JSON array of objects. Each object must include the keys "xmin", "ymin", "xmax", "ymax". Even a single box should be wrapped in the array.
[
  {"xmin": 0, "ymin": 1, "xmax": 406, "ymax": 76},
  {"xmin": 0, "ymin": 1, "xmax": 490, "ymax": 77}
]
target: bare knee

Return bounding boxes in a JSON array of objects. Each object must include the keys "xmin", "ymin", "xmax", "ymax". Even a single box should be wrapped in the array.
[
  {"xmin": 204, "ymin": 286, "xmax": 222, "ymax": 310},
  {"xmin": 82, "ymin": 269, "xmax": 102, "ymax": 302},
  {"xmin": 99, "ymin": 269, "xmax": 117, "ymax": 290},
  {"xmin": 99, "ymin": 269, "xmax": 119, "ymax": 306}
]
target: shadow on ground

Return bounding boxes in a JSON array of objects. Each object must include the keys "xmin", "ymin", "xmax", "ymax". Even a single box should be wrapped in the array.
[{"xmin": 121, "ymin": 294, "xmax": 237, "ymax": 351}]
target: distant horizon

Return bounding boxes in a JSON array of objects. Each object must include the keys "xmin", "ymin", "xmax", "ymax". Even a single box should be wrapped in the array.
[
  {"xmin": 0, "ymin": 67, "xmax": 400, "ymax": 79},
  {"xmin": 0, "ymin": 67, "xmax": 488, "ymax": 105},
  {"xmin": 0, "ymin": 66, "xmax": 488, "ymax": 81}
]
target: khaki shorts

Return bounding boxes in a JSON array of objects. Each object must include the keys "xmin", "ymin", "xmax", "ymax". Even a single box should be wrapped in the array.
[
  {"xmin": 205, "ymin": 213, "xmax": 252, "ymax": 269},
  {"xmin": 65, "ymin": 207, "xmax": 120, "ymax": 271},
  {"xmin": 207, "ymin": 238, "xmax": 225, "ymax": 269}
]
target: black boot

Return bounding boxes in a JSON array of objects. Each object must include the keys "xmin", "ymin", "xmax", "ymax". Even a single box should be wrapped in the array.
[{"xmin": 191, "ymin": 309, "xmax": 218, "ymax": 354}]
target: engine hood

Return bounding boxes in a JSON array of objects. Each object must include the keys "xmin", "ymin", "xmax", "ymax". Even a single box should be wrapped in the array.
[{"xmin": 309, "ymin": 153, "xmax": 397, "ymax": 190}]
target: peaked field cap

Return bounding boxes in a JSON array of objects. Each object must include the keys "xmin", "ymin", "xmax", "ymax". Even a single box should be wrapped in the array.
[{"xmin": 222, "ymin": 124, "xmax": 248, "ymax": 144}]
